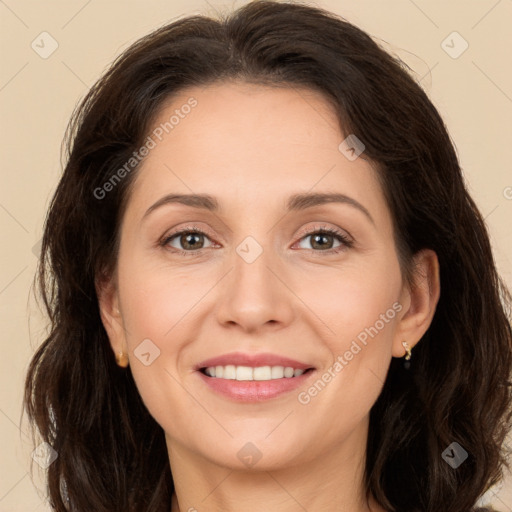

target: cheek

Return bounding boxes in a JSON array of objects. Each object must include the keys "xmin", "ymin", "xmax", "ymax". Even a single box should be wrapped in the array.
[
  {"xmin": 116, "ymin": 262, "xmax": 200, "ymax": 435},
  {"xmin": 116, "ymin": 255, "xmax": 220, "ymax": 423},
  {"xmin": 296, "ymin": 258, "xmax": 402, "ymax": 353},
  {"xmin": 118, "ymin": 255, "xmax": 214, "ymax": 344},
  {"xmin": 292, "ymin": 277, "xmax": 400, "ymax": 450}
]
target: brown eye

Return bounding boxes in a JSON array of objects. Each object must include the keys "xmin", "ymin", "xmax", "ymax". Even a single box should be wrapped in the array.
[
  {"xmin": 161, "ymin": 228, "xmax": 215, "ymax": 253},
  {"xmin": 176, "ymin": 232, "xmax": 206, "ymax": 250},
  {"xmin": 307, "ymin": 232, "xmax": 337, "ymax": 250},
  {"xmin": 295, "ymin": 227, "xmax": 353, "ymax": 252}
]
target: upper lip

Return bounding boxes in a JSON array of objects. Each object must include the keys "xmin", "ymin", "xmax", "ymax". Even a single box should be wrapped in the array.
[{"xmin": 195, "ymin": 352, "xmax": 314, "ymax": 370}]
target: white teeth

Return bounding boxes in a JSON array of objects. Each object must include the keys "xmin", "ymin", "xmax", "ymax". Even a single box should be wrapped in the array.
[
  {"xmin": 284, "ymin": 367, "xmax": 294, "ymax": 378},
  {"xmin": 271, "ymin": 366, "xmax": 284, "ymax": 379},
  {"xmin": 253, "ymin": 366, "xmax": 272, "ymax": 380},
  {"xmin": 203, "ymin": 365, "xmax": 308, "ymax": 381},
  {"xmin": 236, "ymin": 366, "xmax": 253, "ymax": 380},
  {"xmin": 223, "ymin": 365, "xmax": 236, "ymax": 379}
]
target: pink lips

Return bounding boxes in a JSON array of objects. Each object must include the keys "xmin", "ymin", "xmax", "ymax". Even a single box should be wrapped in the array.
[{"xmin": 195, "ymin": 351, "xmax": 315, "ymax": 402}]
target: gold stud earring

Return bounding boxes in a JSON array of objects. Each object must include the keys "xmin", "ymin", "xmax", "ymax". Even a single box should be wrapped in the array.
[
  {"xmin": 401, "ymin": 341, "xmax": 412, "ymax": 360},
  {"xmin": 115, "ymin": 351, "xmax": 129, "ymax": 368}
]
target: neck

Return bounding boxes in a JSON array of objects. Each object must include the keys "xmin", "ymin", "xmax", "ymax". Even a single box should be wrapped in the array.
[{"xmin": 166, "ymin": 419, "xmax": 386, "ymax": 512}]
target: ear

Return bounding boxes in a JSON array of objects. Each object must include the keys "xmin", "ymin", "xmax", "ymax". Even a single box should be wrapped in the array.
[
  {"xmin": 392, "ymin": 249, "xmax": 441, "ymax": 358},
  {"xmin": 95, "ymin": 271, "xmax": 127, "ymax": 359}
]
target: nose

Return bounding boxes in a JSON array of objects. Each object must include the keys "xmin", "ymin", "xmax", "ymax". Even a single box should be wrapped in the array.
[{"xmin": 215, "ymin": 237, "xmax": 295, "ymax": 334}]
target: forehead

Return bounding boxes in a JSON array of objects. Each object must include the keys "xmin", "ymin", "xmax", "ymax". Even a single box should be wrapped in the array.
[{"xmin": 123, "ymin": 81, "xmax": 387, "ymax": 224}]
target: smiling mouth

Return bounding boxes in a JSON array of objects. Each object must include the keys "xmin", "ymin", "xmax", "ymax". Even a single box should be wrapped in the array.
[{"xmin": 199, "ymin": 365, "xmax": 315, "ymax": 381}]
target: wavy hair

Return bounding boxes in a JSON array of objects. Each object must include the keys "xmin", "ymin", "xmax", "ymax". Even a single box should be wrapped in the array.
[{"xmin": 24, "ymin": 1, "xmax": 512, "ymax": 510}]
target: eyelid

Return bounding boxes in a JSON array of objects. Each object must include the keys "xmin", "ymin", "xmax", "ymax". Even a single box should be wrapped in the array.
[
  {"xmin": 160, "ymin": 222, "xmax": 354, "ymax": 254},
  {"xmin": 160, "ymin": 223, "xmax": 218, "ymax": 251},
  {"xmin": 294, "ymin": 223, "xmax": 353, "ymax": 243},
  {"xmin": 291, "ymin": 223, "xmax": 354, "ymax": 254}
]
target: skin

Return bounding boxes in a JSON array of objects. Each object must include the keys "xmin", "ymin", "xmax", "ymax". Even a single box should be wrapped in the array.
[{"xmin": 97, "ymin": 81, "xmax": 440, "ymax": 512}]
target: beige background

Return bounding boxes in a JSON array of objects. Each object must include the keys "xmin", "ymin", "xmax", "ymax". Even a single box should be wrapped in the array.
[{"xmin": 1, "ymin": 0, "xmax": 511, "ymax": 510}]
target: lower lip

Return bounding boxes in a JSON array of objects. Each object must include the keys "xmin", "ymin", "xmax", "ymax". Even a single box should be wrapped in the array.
[{"xmin": 197, "ymin": 369, "xmax": 316, "ymax": 402}]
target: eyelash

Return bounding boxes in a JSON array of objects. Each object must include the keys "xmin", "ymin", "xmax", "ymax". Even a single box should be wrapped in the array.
[{"xmin": 159, "ymin": 224, "xmax": 354, "ymax": 256}]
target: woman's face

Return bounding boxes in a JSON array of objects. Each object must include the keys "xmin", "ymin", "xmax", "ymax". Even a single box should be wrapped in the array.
[{"xmin": 103, "ymin": 81, "xmax": 413, "ymax": 470}]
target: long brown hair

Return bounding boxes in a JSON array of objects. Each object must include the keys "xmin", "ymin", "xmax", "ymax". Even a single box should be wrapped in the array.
[{"xmin": 24, "ymin": 1, "xmax": 512, "ymax": 510}]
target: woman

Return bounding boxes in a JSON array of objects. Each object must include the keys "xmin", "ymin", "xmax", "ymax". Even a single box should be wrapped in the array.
[{"xmin": 24, "ymin": 1, "xmax": 512, "ymax": 511}]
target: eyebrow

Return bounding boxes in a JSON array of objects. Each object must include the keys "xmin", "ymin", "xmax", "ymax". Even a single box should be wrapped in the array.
[{"xmin": 142, "ymin": 192, "xmax": 374, "ymax": 224}]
